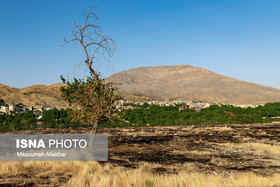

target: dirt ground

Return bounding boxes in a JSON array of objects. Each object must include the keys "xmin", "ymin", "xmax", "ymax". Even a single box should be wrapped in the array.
[
  {"xmin": 105, "ymin": 123, "xmax": 280, "ymax": 176},
  {"xmin": 0, "ymin": 123, "xmax": 280, "ymax": 186}
]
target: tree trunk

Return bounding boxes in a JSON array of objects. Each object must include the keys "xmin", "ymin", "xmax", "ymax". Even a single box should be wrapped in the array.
[
  {"xmin": 90, "ymin": 120, "xmax": 99, "ymax": 134},
  {"xmin": 89, "ymin": 120, "xmax": 99, "ymax": 150}
]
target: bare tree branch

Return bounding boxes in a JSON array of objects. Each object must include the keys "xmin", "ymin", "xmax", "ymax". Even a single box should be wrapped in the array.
[
  {"xmin": 61, "ymin": 6, "xmax": 119, "ymax": 134},
  {"xmin": 62, "ymin": 6, "xmax": 116, "ymax": 84}
]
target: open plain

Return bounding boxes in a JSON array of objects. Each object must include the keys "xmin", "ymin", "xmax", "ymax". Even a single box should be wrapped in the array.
[{"xmin": 0, "ymin": 123, "xmax": 280, "ymax": 186}]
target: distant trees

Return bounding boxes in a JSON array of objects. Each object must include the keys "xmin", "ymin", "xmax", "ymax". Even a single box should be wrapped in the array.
[
  {"xmin": 0, "ymin": 98, "xmax": 5, "ymax": 106},
  {"xmin": 0, "ymin": 111, "xmax": 37, "ymax": 131},
  {"xmin": 61, "ymin": 6, "xmax": 119, "ymax": 134},
  {"xmin": 117, "ymin": 102, "xmax": 280, "ymax": 126},
  {"xmin": 1, "ymin": 102, "xmax": 280, "ymax": 132}
]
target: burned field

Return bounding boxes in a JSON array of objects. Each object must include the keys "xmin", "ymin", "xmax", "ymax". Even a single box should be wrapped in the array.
[
  {"xmin": 9, "ymin": 123, "xmax": 280, "ymax": 175},
  {"xmin": 0, "ymin": 123, "xmax": 279, "ymax": 186},
  {"xmin": 104, "ymin": 123, "xmax": 280, "ymax": 175}
]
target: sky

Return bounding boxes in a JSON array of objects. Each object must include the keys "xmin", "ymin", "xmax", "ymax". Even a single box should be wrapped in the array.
[{"xmin": 0, "ymin": 0, "xmax": 280, "ymax": 89}]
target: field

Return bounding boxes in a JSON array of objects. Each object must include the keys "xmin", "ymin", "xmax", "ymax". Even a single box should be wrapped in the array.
[{"xmin": 0, "ymin": 123, "xmax": 280, "ymax": 186}]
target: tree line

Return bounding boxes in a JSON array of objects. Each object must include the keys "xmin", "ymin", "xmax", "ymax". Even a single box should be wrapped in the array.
[
  {"xmin": 118, "ymin": 103, "xmax": 280, "ymax": 126},
  {"xmin": 0, "ymin": 102, "xmax": 280, "ymax": 132}
]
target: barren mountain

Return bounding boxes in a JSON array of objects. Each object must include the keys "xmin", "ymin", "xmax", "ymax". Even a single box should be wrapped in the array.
[
  {"xmin": 0, "ymin": 83, "xmax": 67, "ymax": 108},
  {"xmin": 0, "ymin": 84, "xmax": 18, "ymax": 97},
  {"xmin": 107, "ymin": 65, "xmax": 280, "ymax": 104},
  {"xmin": 1, "ymin": 65, "xmax": 280, "ymax": 107}
]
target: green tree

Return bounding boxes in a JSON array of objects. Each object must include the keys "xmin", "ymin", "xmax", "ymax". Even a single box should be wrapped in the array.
[{"xmin": 61, "ymin": 7, "xmax": 119, "ymax": 134}]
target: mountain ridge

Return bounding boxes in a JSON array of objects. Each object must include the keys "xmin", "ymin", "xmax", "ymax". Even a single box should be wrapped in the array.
[
  {"xmin": 0, "ymin": 83, "xmax": 68, "ymax": 108},
  {"xmin": 1, "ymin": 65, "xmax": 280, "ymax": 107},
  {"xmin": 106, "ymin": 65, "xmax": 280, "ymax": 104}
]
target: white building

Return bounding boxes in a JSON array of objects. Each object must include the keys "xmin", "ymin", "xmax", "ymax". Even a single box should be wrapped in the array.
[{"xmin": 0, "ymin": 106, "xmax": 9, "ymax": 114}]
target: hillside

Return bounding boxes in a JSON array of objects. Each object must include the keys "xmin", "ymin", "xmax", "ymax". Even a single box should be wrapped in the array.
[
  {"xmin": 0, "ymin": 83, "xmax": 67, "ymax": 108},
  {"xmin": 0, "ymin": 84, "xmax": 18, "ymax": 97},
  {"xmin": 1, "ymin": 65, "xmax": 280, "ymax": 107},
  {"xmin": 107, "ymin": 65, "xmax": 280, "ymax": 104}
]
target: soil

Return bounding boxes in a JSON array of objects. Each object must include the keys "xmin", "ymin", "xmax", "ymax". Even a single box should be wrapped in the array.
[
  {"xmin": 0, "ymin": 123, "xmax": 280, "ymax": 186},
  {"xmin": 105, "ymin": 123, "xmax": 280, "ymax": 175}
]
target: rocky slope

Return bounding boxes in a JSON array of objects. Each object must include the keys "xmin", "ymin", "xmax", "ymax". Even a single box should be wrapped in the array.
[
  {"xmin": 1, "ymin": 65, "xmax": 280, "ymax": 107},
  {"xmin": 0, "ymin": 83, "xmax": 67, "ymax": 108},
  {"xmin": 107, "ymin": 65, "xmax": 280, "ymax": 104}
]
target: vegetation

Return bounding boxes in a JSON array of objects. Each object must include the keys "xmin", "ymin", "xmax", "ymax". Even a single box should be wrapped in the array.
[
  {"xmin": 0, "ymin": 102, "xmax": 280, "ymax": 132},
  {"xmin": 0, "ymin": 161, "xmax": 279, "ymax": 187},
  {"xmin": 61, "ymin": 6, "xmax": 118, "ymax": 134},
  {"xmin": 116, "ymin": 102, "xmax": 280, "ymax": 126},
  {"xmin": 60, "ymin": 75, "xmax": 119, "ymax": 134},
  {"xmin": 0, "ymin": 109, "xmax": 71, "ymax": 132},
  {"xmin": 0, "ymin": 111, "xmax": 37, "ymax": 131}
]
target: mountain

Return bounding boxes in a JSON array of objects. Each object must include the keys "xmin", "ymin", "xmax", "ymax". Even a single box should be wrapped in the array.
[
  {"xmin": 106, "ymin": 65, "xmax": 280, "ymax": 104},
  {"xmin": 0, "ymin": 83, "xmax": 18, "ymax": 97},
  {"xmin": 1, "ymin": 65, "xmax": 280, "ymax": 107},
  {"xmin": 0, "ymin": 83, "xmax": 68, "ymax": 108}
]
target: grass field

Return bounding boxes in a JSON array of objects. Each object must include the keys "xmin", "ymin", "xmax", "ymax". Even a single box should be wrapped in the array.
[
  {"xmin": 1, "ymin": 161, "xmax": 280, "ymax": 187},
  {"xmin": 0, "ymin": 123, "xmax": 280, "ymax": 186}
]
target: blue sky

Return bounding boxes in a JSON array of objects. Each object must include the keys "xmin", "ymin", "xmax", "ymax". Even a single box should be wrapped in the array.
[{"xmin": 0, "ymin": 0, "xmax": 280, "ymax": 88}]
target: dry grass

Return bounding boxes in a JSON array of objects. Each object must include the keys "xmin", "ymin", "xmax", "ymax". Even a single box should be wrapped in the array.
[
  {"xmin": 65, "ymin": 162, "xmax": 280, "ymax": 187},
  {"xmin": 221, "ymin": 142, "xmax": 280, "ymax": 155},
  {"xmin": 0, "ymin": 161, "xmax": 81, "ymax": 176},
  {"xmin": 0, "ymin": 161, "xmax": 280, "ymax": 187},
  {"xmin": 173, "ymin": 150, "xmax": 212, "ymax": 156}
]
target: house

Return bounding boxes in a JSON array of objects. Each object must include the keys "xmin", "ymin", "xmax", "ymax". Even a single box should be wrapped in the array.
[
  {"xmin": 190, "ymin": 105, "xmax": 201, "ymax": 112},
  {"xmin": 179, "ymin": 104, "xmax": 201, "ymax": 112},
  {"xmin": 179, "ymin": 105, "xmax": 189, "ymax": 111},
  {"xmin": 0, "ymin": 106, "xmax": 9, "ymax": 114},
  {"xmin": 9, "ymin": 105, "xmax": 15, "ymax": 112}
]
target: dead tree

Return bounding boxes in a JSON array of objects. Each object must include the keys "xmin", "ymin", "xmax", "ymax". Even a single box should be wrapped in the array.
[
  {"xmin": 62, "ymin": 6, "xmax": 116, "ymax": 85},
  {"xmin": 61, "ymin": 7, "xmax": 119, "ymax": 134}
]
